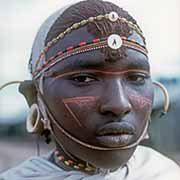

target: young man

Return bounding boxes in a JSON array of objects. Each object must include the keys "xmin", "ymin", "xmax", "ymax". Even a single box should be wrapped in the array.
[{"xmin": 1, "ymin": 0, "xmax": 180, "ymax": 179}]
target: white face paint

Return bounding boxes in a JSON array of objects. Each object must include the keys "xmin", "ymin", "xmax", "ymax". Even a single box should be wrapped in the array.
[{"xmin": 107, "ymin": 34, "xmax": 123, "ymax": 50}]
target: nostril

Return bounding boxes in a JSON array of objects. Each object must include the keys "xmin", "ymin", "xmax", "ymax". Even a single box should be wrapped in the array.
[
  {"xmin": 100, "ymin": 105, "xmax": 131, "ymax": 117},
  {"xmin": 101, "ymin": 110, "xmax": 114, "ymax": 116},
  {"xmin": 124, "ymin": 109, "xmax": 131, "ymax": 116}
]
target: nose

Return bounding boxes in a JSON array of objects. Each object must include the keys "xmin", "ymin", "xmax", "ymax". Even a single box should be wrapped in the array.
[{"xmin": 100, "ymin": 78, "xmax": 132, "ymax": 118}]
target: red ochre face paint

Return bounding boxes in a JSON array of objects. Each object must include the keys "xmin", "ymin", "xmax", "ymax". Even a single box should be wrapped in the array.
[
  {"xmin": 129, "ymin": 95, "xmax": 152, "ymax": 109},
  {"xmin": 62, "ymin": 96, "xmax": 99, "ymax": 127}
]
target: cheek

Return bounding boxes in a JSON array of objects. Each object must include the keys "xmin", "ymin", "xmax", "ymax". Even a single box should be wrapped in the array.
[
  {"xmin": 62, "ymin": 96, "xmax": 99, "ymax": 128},
  {"xmin": 129, "ymin": 95, "xmax": 153, "ymax": 110},
  {"xmin": 126, "ymin": 80, "xmax": 154, "ymax": 113},
  {"xmin": 128, "ymin": 94, "xmax": 152, "ymax": 133}
]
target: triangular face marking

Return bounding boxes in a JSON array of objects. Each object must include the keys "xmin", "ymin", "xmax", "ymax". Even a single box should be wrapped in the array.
[
  {"xmin": 129, "ymin": 95, "xmax": 152, "ymax": 109},
  {"xmin": 62, "ymin": 97, "xmax": 98, "ymax": 127},
  {"xmin": 107, "ymin": 34, "xmax": 123, "ymax": 49}
]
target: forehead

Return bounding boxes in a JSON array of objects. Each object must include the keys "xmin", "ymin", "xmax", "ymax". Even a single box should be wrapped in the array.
[
  {"xmin": 43, "ymin": 25, "xmax": 149, "ymax": 74},
  {"xmin": 46, "ymin": 49, "xmax": 150, "ymax": 76}
]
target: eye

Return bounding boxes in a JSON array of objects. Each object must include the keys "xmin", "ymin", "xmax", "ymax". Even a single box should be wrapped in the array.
[
  {"xmin": 71, "ymin": 73, "xmax": 97, "ymax": 84},
  {"xmin": 126, "ymin": 73, "xmax": 149, "ymax": 85}
]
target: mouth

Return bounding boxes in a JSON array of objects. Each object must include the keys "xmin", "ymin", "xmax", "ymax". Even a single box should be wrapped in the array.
[{"xmin": 96, "ymin": 122, "xmax": 136, "ymax": 148}]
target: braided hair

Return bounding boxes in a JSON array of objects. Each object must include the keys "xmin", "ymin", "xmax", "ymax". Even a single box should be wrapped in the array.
[
  {"xmin": 46, "ymin": 0, "xmax": 144, "ymax": 43},
  {"xmin": 29, "ymin": 0, "xmax": 145, "ymax": 74}
]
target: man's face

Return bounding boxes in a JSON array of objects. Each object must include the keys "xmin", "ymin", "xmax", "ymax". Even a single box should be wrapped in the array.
[{"xmin": 42, "ymin": 26, "xmax": 153, "ymax": 169}]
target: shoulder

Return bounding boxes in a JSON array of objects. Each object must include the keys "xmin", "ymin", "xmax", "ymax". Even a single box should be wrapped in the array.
[
  {"xmin": 0, "ymin": 155, "xmax": 62, "ymax": 180},
  {"xmin": 129, "ymin": 145, "xmax": 180, "ymax": 180}
]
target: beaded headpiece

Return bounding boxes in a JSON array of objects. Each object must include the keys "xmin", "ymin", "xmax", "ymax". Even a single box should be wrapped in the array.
[{"xmin": 30, "ymin": 11, "xmax": 148, "ymax": 79}]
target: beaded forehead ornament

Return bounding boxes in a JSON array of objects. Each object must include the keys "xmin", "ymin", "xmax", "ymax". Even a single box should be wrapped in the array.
[{"xmin": 32, "ymin": 12, "xmax": 148, "ymax": 79}]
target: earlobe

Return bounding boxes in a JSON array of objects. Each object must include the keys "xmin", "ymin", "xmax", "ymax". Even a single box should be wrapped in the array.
[
  {"xmin": 153, "ymin": 81, "xmax": 169, "ymax": 117},
  {"xmin": 26, "ymin": 103, "xmax": 43, "ymax": 133},
  {"xmin": 19, "ymin": 80, "xmax": 38, "ymax": 107}
]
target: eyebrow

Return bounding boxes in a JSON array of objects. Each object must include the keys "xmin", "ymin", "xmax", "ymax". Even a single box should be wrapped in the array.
[{"xmin": 49, "ymin": 69, "xmax": 150, "ymax": 81}]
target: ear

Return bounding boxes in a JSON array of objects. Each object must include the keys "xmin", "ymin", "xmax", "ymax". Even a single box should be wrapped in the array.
[{"xmin": 19, "ymin": 80, "xmax": 37, "ymax": 107}]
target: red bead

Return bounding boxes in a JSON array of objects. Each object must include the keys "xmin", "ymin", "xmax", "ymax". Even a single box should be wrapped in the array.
[
  {"xmin": 57, "ymin": 51, "xmax": 63, "ymax": 56},
  {"xmin": 121, "ymin": 36, "xmax": 127, "ymax": 40},
  {"xmin": 93, "ymin": 38, "xmax": 100, "ymax": 43},
  {"xmin": 49, "ymin": 56, "xmax": 55, "ymax": 61},
  {"xmin": 66, "ymin": 46, "xmax": 74, "ymax": 51},
  {"xmin": 67, "ymin": 160, "xmax": 73, "ymax": 165},
  {"xmin": 131, "ymin": 39, "xmax": 136, "ymax": 43},
  {"xmin": 79, "ymin": 42, "xmax": 87, "ymax": 46}
]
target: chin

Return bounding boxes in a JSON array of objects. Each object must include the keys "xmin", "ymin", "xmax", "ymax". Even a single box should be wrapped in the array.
[
  {"xmin": 56, "ymin": 129, "xmax": 137, "ymax": 169},
  {"xmin": 82, "ymin": 147, "xmax": 136, "ymax": 169},
  {"xmin": 83, "ymin": 147, "xmax": 136, "ymax": 169}
]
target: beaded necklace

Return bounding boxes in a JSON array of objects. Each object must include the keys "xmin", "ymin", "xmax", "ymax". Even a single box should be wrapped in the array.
[{"xmin": 54, "ymin": 150, "xmax": 96, "ymax": 173}]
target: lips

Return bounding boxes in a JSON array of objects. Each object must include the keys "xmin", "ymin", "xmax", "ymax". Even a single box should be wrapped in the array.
[{"xmin": 96, "ymin": 122, "xmax": 136, "ymax": 148}]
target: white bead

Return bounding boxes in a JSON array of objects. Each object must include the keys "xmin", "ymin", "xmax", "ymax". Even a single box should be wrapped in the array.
[
  {"xmin": 107, "ymin": 34, "xmax": 122, "ymax": 50},
  {"xmin": 109, "ymin": 12, "xmax": 119, "ymax": 22}
]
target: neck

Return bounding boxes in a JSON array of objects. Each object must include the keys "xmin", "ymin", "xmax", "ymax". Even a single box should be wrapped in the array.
[
  {"xmin": 53, "ymin": 144, "xmax": 123, "ymax": 175},
  {"xmin": 53, "ymin": 143, "xmax": 96, "ymax": 174}
]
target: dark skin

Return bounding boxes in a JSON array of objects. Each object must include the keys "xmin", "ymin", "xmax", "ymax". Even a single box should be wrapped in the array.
[{"xmin": 25, "ymin": 26, "xmax": 153, "ymax": 170}]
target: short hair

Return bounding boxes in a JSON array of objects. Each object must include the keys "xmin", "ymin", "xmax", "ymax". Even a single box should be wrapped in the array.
[{"xmin": 45, "ymin": 0, "xmax": 144, "ymax": 44}]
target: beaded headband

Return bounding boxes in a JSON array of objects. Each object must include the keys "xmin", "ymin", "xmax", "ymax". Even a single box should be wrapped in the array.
[{"xmin": 33, "ymin": 12, "xmax": 148, "ymax": 79}]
